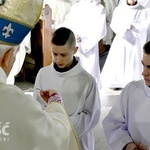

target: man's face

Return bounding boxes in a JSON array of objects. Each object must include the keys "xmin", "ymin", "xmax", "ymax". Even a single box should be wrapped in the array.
[
  {"xmin": 142, "ymin": 53, "xmax": 150, "ymax": 86},
  {"xmin": 127, "ymin": 0, "xmax": 136, "ymax": 5},
  {"xmin": 51, "ymin": 44, "xmax": 76, "ymax": 68}
]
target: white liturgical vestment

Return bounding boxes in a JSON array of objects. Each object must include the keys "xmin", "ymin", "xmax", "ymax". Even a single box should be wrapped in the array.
[
  {"xmin": 0, "ymin": 67, "xmax": 80, "ymax": 150},
  {"xmin": 34, "ymin": 58, "xmax": 101, "ymax": 150},
  {"xmin": 103, "ymin": 80, "xmax": 150, "ymax": 150}
]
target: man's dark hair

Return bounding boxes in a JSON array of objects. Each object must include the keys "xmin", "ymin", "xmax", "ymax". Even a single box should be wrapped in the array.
[
  {"xmin": 143, "ymin": 41, "xmax": 150, "ymax": 54},
  {"xmin": 51, "ymin": 27, "xmax": 76, "ymax": 49}
]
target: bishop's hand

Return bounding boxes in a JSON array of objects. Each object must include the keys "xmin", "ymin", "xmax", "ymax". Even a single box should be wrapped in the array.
[{"xmin": 40, "ymin": 89, "xmax": 64, "ymax": 105}]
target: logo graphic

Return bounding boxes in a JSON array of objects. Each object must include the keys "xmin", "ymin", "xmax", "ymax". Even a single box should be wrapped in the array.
[
  {"xmin": 2, "ymin": 23, "xmax": 14, "ymax": 38},
  {"xmin": 0, "ymin": 122, "xmax": 10, "ymax": 142}
]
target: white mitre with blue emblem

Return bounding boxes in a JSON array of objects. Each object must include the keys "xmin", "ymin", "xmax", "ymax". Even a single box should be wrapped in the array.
[{"xmin": 0, "ymin": 0, "xmax": 43, "ymax": 45}]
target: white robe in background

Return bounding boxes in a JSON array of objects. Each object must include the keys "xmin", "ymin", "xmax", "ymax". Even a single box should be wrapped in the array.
[
  {"xmin": 119, "ymin": 0, "xmax": 150, "ymax": 7},
  {"xmin": 101, "ymin": 3, "xmax": 150, "ymax": 88},
  {"xmin": 69, "ymin": 0, "xmax": 80, "ymax": 4},
  {"xmin": 102, "ymin": 80, "xmax": 150, "ymax": 150},
  {"xmin": 103, "ymin": 0, "xmax": 117, "ymax": 45},
  {"xmin": 43, "ymin": 0, "xmax": 72, "ymax": 29},
  {"xmin": 60, "ymin": 0, "xmax": 107, "ymax": 89},
  {"xmin": 139, "ymin": 0, "xmax": 150, "ymax": 7},
  {"xmin": 0, "ymin": 67, "xmax": 80, "ymax": 150},
  {"xmin": 33, "ymin": 58, "xmax": 101, "ymax": 150}
]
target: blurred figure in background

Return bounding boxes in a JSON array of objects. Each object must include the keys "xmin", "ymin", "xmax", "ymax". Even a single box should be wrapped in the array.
[
  {"xmin": 59, "ymin": 0, "xmax": 107, "ymax": 90},
  {"xmin": 43, "ymin": 0, "xmax": 72, "ymax": 29},
  {"xmin": 101, "ymin": 0, "xmax": 150, "ymax": 89},
  {"xmin": 102, "ymin": 0, "xmax": 117, "ymax": 46}
]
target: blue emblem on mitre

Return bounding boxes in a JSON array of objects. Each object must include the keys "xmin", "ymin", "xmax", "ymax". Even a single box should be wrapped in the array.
[
  {"xmin": 0, "ymin": 0, "xmax": 5, "ymax": 5},
  {"xmin": 0, "ymin": 18, "xmax": 31, "ymax": 45}
]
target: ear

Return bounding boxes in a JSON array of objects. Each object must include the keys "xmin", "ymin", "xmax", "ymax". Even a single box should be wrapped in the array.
[
  {"xmin": 73, "ymin": 46, "xmax": 78, "ymax": 54},
  {"xmin": 1, "ymin": 48, "xmax": 15, "ymax": 76},
  {"xmin": 1, "ymin": 48, "xmax": 14, "ymax": 68}
]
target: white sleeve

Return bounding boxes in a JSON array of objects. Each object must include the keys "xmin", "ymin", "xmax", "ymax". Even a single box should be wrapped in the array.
[
  {"xmin": 70, "ymin": 79, "xmax": 101, "ymax": 139},
  {"xmin": 102, "ymin": 83, "xmax": 133, "ymax": 150},
  {"xmin": 33, "ymin": 69, "xmax": 47, "ymax": 109},
  {"xmin": 6, "ymin": 88, "xmax": 80, "ymax": 150}
]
